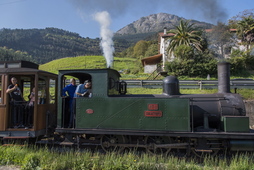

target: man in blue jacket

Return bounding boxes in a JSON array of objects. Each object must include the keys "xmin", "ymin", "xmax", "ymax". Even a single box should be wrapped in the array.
[
  {"xmin": 74, "ymin": 80, "xmax": 92, "ymax": 97},
  {"xmin": 62, "ymin": 78, "xmax": 77, "ymax": 128}
]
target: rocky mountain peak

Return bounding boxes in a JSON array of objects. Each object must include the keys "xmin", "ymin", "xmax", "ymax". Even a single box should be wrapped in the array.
[{"xmin": 116, "ymin": 13, "xmax": 213, "ymax": 35}]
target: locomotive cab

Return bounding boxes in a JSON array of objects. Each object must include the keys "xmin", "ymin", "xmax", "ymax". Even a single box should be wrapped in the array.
[
  {"xmin": 0, "ymin": 61, "xmax": 58, "ymax": 141},
  {"xmin": 58, "ymin": 68, "xmax": 124, "ymax": 128},
  {"xmin": 57, "ymin": 68, "xmax": 190, "ymax": 132}
]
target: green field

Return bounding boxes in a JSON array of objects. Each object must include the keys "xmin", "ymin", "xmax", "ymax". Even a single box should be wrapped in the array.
[{"xmin": 39, "ymin": 55, "xmax": 149, "ymax": 79}]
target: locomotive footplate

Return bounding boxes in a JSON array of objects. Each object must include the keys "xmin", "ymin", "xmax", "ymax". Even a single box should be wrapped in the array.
[
  {"xmin": 101, "ymin": 142, "xmax": 190, "ymax": 149},
  {"xmin": 55, "ymin": 128, "xmax": 254, "ymax": 140},
  {"xmin": 3, "ymin": 136, "xmax": 31, "ymax": 139}
]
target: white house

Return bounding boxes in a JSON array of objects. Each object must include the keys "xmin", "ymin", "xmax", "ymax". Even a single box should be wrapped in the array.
[{"xmin": 142, "ymin": 27, "xmax": 245, "ymax": 74}]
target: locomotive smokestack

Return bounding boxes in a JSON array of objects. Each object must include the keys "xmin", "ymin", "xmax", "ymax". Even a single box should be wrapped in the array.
[
  {"xmin": 217, "ymin": 62, "xmax": 231, "ymax": 93},
  {"xmin": 163, "ymin": 76, "xmax": 180, "ymax": 95}
]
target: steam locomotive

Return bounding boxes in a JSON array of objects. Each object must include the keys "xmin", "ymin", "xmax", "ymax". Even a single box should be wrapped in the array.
[{"xmin": 0, "ymin": 60, "xmax": 253, "ymax": 157}]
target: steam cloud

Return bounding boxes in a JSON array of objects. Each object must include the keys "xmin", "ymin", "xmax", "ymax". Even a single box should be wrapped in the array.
[{"xmin": 94, "ymin": 11, "xmax": 114, "ymax": 68}]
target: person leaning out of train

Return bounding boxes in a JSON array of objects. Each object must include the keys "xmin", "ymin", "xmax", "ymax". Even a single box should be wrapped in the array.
[
  {"xmin": 6, "ymin": 77, "xmax": 25, "ymax": 128},
  {"xmin": 62, "ymin": 78, "xmax": 77, "ymax": 99},
  {"xmin": 74, "ymin": 80, "xmax": 92, "ymax": 98}
]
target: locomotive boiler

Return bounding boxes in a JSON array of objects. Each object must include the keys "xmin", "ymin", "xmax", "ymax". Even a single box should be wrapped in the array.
[{"xmin": 163, "ymin": 62, "xmax": 247, "ymax": 132}]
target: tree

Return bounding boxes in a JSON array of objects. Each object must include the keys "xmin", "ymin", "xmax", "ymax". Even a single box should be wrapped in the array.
[
  {"xmin": 144, "ymin": 42, "xmax": 158, "ymax": 58},
  {"xmin": 228, "ymin": 9, "xmax": 254, "ymax": 51},
  {"xmin": 173, "ymin": 45, "xmax": 194, "ymax": 60},
  {"xmin": 236, "ymin": 16, "xmax": 254, "ymax": 50},
  {"xmin": 133, "ymin": 40, "xmax": 149, "ymax": 59},
  {"xmin": 206, "ymin": 22, "xmax": 234, "ymax": 59},
  {"xmin": 166, "ymin": 20, "xmax": 204, "ymax": 59},
  {"xmin": 228, "ymin": 9, "xmax": 254, "ymax": 28}
]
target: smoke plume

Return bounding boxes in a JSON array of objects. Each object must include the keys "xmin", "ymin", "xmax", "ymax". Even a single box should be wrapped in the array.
[
  {"xmin": 94, "ymin": 11, "xmax": 114, "ymax": 68},
  {"xmin": 71, "ymin": 0, "xmax": 228, "ymax": 24}
]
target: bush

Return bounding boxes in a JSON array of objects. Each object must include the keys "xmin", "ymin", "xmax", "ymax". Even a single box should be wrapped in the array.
[
  {"xmin": 21, "ymin": 153, "xmax": 40, "ymax": 170},
  {"xmin": 166, "ymin": 55, "xmax": 217, "ymax": 78}
]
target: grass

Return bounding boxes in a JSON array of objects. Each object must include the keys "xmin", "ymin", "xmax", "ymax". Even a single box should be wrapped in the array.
[
  {"xmin": 39, "ymin": 55, "xmax": 141, "ymax": 78},
  {"xmin": 1, "ymin": 145, "xmax": 254, "ymax": 170},
  {"xmin": 39, "ymin": 55, "xmax": 254, "ymax": 80}
]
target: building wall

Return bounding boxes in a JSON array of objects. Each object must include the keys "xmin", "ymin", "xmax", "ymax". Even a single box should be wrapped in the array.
[
  {"xmin": 160, "ymin": 36, "xmax": 175, "ymax": 68},
  {"xmin": 144, "ymin": 64, "xmax": 157, "ymax": 73}
]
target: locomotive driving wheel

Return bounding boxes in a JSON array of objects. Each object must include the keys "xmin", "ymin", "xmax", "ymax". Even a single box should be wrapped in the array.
[
  {"xmin": 165, "ymin": 137, "xmax": 188, "ymax": 157},
  {"xmin": 100, "ymin": 135, "xmax": 125, "ymax": 153},
  {"xmin": 192, "ymin": 138, "xmax": 221, "ymax": 158},
  {"xmin": 144, "ymin": 136, "xmax": 172, "ymax": 154}
]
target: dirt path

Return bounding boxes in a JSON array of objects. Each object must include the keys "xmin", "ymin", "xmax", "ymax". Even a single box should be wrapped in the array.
[{"xmin": 0, "ymin": 166, "xmax": 20, "ymax": 170}]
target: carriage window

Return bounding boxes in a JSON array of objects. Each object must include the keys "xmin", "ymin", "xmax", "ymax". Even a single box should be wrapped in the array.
[
  {"xmin": 49, "ymin": 79, "xmax": 56, "ymax": 104},
  {"xmin": 24, "ymin": 81, "xmax": 31, "ymax": 102},
  {"xmin": 38, "ymin": 79, "xmax": 46, "ymax": 104}
]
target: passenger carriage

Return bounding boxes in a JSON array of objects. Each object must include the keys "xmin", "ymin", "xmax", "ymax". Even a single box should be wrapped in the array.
[{"xmin": 0, "ymin": 60, "xmax": 57, "ymax": 142}]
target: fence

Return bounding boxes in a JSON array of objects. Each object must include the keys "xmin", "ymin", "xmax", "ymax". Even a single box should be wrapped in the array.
[{"xmin": 124, "ymin": 79, "xmax": 254, "ymax": 89}]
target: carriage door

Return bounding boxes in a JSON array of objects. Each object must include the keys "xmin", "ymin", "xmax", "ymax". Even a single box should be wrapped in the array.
[{"xmin": 0, "ymin": 74, "xmax": 5, "ymax": 130}]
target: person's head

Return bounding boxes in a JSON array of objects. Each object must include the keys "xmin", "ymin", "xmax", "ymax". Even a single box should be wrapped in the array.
[
  {"xmin": 11, "ymin": 77, "xmax": 17, "ymax": 85},
  {"xmin": 70, "ymin": 78, "xmax": 76, "ymax": 85},
  {"xmin": 84, "ymin": 81, "xmax": 92, "ymax": 89}
]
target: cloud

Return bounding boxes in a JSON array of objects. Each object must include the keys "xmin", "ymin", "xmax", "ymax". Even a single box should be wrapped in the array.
[{"xmin": 70, "ymin": 0, "xmax": 228, "ymax": 24}]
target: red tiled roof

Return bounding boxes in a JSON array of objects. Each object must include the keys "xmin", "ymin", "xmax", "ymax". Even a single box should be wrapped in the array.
[
  {"xmin": 205, "ymin": 28, "xmax": 236, "ymax": 33},
  {"xmin": 158, "ymin": 32, "xmax": 175, "ymax": 37},
  {"xmin": 141, "ymin": 54, "xmax": 162, "ymax": 66}
]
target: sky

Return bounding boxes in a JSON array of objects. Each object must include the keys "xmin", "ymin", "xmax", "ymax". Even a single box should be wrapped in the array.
[{"xmin": 0, "ymin": 0, "xmax": 253, "ymax": 39}]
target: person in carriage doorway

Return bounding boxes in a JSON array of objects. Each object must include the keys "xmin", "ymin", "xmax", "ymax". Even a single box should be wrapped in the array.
[
  {"xmin": 25, "ymin": 87, "xmax": 37, "ymax": 129},
  {"xmin": 6, "ymin": 77, "xmax": 25, "ymax": 128},
  {"xmin": 62, "ymin": 78, "xmax": 77, "ymax": 128}
]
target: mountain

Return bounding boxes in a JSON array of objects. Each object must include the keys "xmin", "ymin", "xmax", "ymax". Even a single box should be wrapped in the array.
[
  {"xmin": 114, "ymin": 13, "xmax": 213, "ymax": 42},
  {"xmin": 116, "ymin": 13, "xmax": 213, "ymax": 35},
  {"xmin": 0, "ymin": 13, "xmax": 213, "ymax": 64}
]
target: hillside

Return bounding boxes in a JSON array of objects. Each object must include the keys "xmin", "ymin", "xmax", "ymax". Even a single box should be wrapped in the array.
[
  {"xmin": 39, "ymin": 55, "xmax": 139, "ymax": 76},
  {"xmin": 0, "ymin": 28, "xmax": 102, "ymax": 64}
]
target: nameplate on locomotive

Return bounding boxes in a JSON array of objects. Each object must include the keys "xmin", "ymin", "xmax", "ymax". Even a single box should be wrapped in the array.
[
  {"xmin": 144, "ymin": 111, "xmax": 162, "ymax": 117},
  {"xmin": 86, "ymin": 109, "xmax": 94, "ymax": 114}
]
